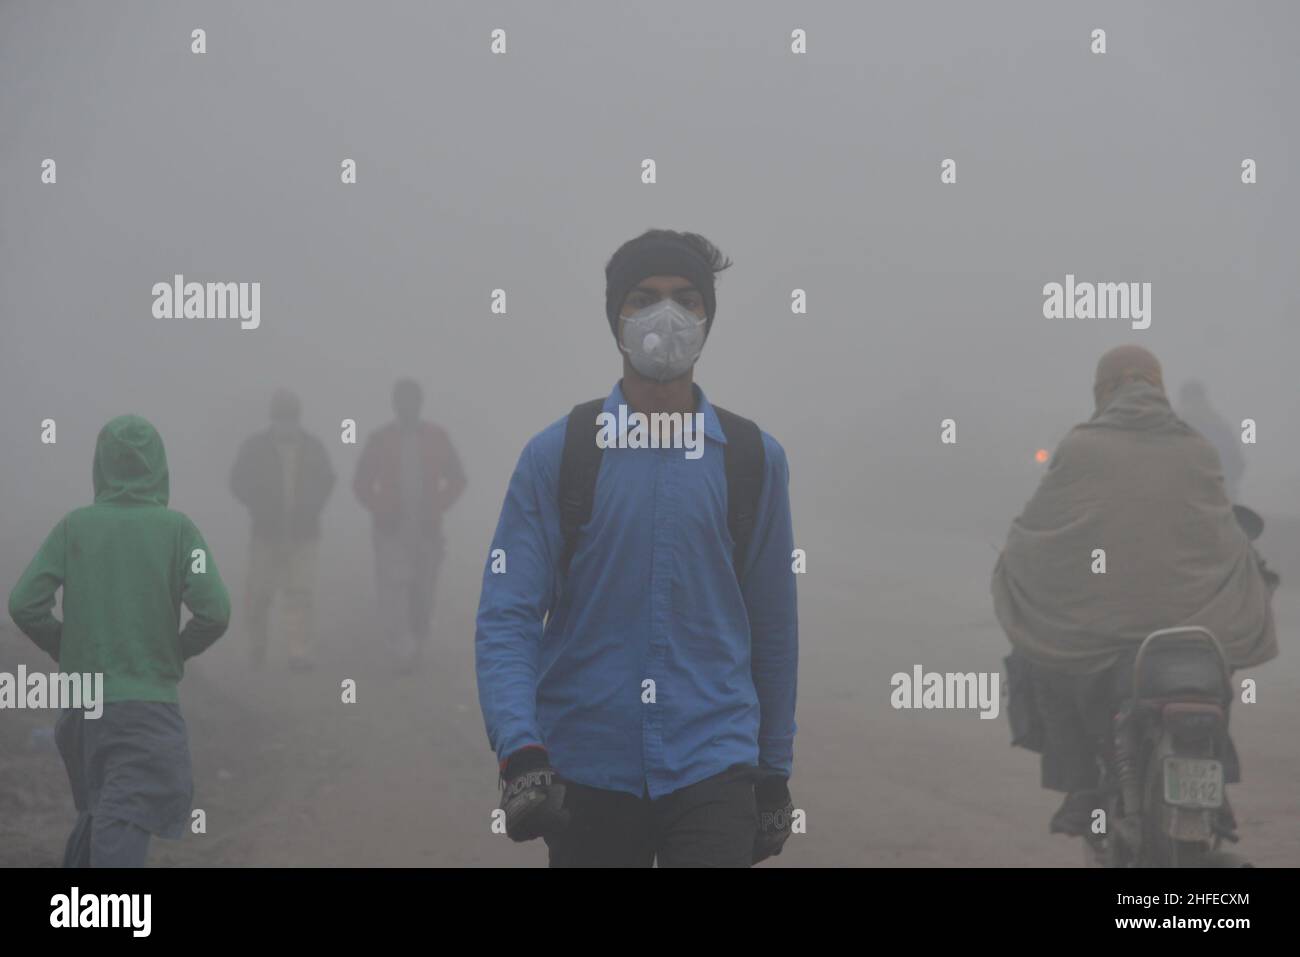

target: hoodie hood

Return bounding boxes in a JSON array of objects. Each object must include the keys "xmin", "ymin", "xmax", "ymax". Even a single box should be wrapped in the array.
[{"xmin": 93, "ymin": 415, "xmax": 170, "ymax": 506}]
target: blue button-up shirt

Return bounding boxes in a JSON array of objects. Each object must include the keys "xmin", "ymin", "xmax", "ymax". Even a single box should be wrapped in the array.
[{"xmin": 475, "ymin": 381, "xmax": 798, "ymax": 798}]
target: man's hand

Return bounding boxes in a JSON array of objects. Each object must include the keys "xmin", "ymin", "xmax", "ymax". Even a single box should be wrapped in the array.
[
  {"xmin": 499, "ymin": 747, "xmax": 570, "ymax": 842},
  {"xmin": 753, "ymin": 774, "xmax": 795, "ymax": 865}
]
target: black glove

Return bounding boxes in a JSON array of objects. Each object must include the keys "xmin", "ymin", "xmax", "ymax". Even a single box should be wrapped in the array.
[
  {"xmin": 499, "ymin": 748, "xmax": 570, "ymax": 842},
  {"xmin": 752, "ymin": 774, "xmax": 795, "ymax": 865}
]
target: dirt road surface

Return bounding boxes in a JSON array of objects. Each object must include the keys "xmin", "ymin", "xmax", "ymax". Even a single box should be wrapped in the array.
[{"xmin": 3, "ymin": 529, "xmax": 1296, "ymax": 867}]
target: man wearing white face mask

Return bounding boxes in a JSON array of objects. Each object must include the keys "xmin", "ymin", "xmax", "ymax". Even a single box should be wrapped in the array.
[{"xmin": 476, "ymin": 229, "xmax": 799, "ymax": 867}]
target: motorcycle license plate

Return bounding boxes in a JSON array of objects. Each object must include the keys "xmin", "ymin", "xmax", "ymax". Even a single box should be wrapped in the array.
[{"xmin": 1163, "ymin": 758, "xmax": 1224, "ymax": 809}]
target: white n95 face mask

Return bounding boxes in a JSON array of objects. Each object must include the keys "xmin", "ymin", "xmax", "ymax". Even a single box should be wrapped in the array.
[{"xmin": 618, "ymin": 299, "xmax": 707, "ymax": 383}]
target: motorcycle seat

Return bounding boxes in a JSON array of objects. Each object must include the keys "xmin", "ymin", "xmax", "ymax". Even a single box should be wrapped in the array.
[{"xmin": 1133, "ymin": 627, "xmax": 1231, "ymax": 705}]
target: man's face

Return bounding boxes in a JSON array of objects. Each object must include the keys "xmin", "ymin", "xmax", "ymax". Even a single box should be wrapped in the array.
[{"xmin": 618, "ymin": 275, "xmax": 706, "ymax": 342}]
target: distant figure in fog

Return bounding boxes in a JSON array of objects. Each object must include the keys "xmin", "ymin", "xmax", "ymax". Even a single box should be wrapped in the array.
[
  {"xmin": 9, "ymin": 415, "xmax": 231, "ymax": 867},
  {"xmin": 230, "ymin": 389, "xmax": 336, "ymax": 672},
  {"xmin": 1177, "ymin": 380, "xmax": 1245, "ymax": 502},
  {"xmin": 353, "ymin": 379, "xmax": 466, "ymax": 673},
  {"xmin": 992, "ymin": 346, "xmax": 1277, "ymax": 838}
]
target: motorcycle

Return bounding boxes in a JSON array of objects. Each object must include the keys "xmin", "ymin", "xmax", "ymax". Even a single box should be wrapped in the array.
[
  {"xmin": 1086, "ymin": 505, "xmax": 1269, "ymax": 868},
  {"xmin": 1087, "ymin": 624, "xmax": 1247, "ymax": 867}
]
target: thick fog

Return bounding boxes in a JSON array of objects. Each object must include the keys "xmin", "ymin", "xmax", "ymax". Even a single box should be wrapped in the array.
[{"xmin": 2, "ymin": 0, "xmax": 1297, "ymax": 867}]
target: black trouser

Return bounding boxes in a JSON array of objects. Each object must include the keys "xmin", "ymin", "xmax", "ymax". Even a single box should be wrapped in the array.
[
  {"xmin": 1031, "ymin": 655, "xmax": 1242, "ymax": 793},
  {"xmin": 1031, "ymin": 662, "xmax": 1129, "ymax": 793},
  {"xmin": 544, "ymin": 764, "xmax": 758, "ymax": 868}
]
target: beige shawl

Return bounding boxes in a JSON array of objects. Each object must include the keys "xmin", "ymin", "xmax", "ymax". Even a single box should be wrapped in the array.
[{"xmin": 992, "ymin": 379, "xmax": 1277, "ymax": 674}]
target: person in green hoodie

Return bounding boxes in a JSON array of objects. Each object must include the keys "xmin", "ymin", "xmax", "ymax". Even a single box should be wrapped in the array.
[{"xmin": 8, "ymin": 415, "xmax": 231, "ymax": 867}]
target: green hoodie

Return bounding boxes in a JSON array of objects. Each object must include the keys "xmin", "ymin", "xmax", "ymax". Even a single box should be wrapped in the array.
[{"xmin": 8, "ymin": 415, "xmax": 231, "ymax": 703}]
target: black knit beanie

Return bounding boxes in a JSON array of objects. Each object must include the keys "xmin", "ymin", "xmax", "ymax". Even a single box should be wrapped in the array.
[{"xmin": 604, "ymin": 232, "xmax": 719, "ymax": 340}]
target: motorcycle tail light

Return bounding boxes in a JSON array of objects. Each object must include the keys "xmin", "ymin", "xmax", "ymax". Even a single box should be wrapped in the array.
[{"xmin": 1161, "ymin": 702, "xmax": 1223, "ymax": 738}]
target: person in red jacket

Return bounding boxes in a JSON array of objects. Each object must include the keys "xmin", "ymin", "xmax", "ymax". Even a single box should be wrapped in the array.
[{"xmin": 353, "ymin": 379, "xmax": 466, "ymax": 672}]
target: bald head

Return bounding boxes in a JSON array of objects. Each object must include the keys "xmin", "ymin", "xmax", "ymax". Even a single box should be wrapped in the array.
[{"xmin": 1094, "ymin": 345, "xmax": 1164, "ymax": 410}]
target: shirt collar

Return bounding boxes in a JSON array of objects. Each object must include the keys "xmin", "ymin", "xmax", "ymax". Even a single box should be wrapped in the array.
[{"xmin": 605, "ymin": 380, "xmax": 727, "ymax": 445}]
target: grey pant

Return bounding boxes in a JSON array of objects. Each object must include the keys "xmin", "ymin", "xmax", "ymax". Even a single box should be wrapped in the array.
[
  {"xmin": 55, "ymin": 701, "xmax": 193, "ymax": 868},
  {"xmin": 62, "ymin": 813, "xmax": 152, "ymax": 868},
  {"xmin": 373, "ymin": 527, "xmax": 445, "ymax": 657}
]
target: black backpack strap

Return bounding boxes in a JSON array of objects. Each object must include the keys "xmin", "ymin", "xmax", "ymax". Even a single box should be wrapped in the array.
[
  {"xmin": 558, "ymin": 399, "xmax": 608, "ymax": 579},
  {"xmin": 558, "ymin": 399, "xmax": 767, "ymax": 586},
  {"xmin": 712, "ymin": 405, "xmax": 766, "ymax": 583}
]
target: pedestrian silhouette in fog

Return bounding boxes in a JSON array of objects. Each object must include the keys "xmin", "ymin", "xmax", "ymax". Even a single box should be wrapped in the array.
[
  {"xmin": 353, "ymin": 379, "xmax": 466, "ymax": 674},
  {"xmin": 230, "ymin": 389, "xmax": 336, "ymax": 672},
  {"xmin": 1177, "ymin": 380, "xmax": 1245, "ymax": 502}
]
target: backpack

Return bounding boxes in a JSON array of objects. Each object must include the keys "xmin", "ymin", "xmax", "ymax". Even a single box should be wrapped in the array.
[{"xmin": 557, "ymin": 397, "xmax": 766, "ymax": 587}]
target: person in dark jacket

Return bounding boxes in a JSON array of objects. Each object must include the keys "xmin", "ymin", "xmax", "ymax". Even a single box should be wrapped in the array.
[{"xmin": 230, "ymin": 389, "xmax": 336, "ymax": 671}]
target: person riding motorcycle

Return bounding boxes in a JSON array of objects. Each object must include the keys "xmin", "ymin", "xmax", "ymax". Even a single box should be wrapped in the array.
[{"xmin": 992, "ymin": 346, "xmax": 1279, "ymax": 838}]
